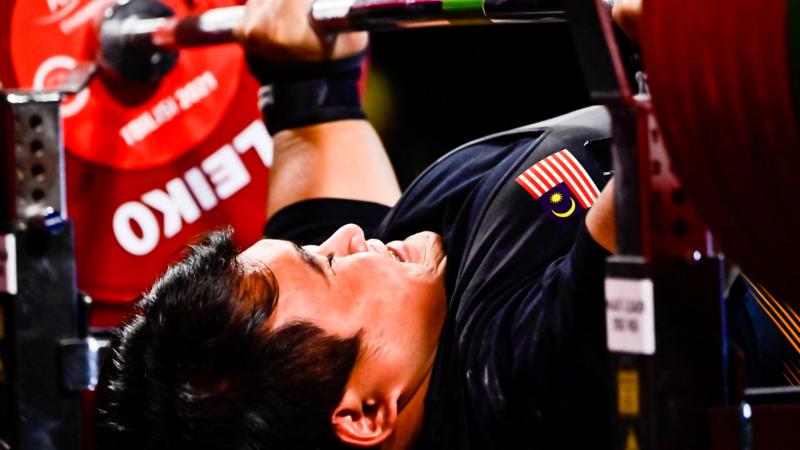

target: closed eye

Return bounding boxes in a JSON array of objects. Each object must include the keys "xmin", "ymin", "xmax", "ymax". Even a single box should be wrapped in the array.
[{"xmin": 293, "ymin": 243, "xmax": 328, "ymax": 280}]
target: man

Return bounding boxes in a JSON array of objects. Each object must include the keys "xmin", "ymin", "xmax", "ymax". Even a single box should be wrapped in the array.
[{"xmin": 96, "ymin": 0, "xmax": 619, "ymax": 449}]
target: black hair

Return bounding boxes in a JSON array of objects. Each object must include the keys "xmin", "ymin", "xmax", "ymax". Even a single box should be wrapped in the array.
[{"xmin": 96, "ymin": 229, "xmax": 362, "ymax": 450}]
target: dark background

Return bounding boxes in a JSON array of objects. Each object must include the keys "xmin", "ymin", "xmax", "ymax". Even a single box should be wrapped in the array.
[{"xmin": 367, "ymin": 22, "xmax": 591, "ymax": 188}]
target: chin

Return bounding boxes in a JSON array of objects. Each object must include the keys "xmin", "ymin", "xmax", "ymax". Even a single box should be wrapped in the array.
[{"xmin": 406, "ymin": 231, "xmax": 446, "ymax": 268}]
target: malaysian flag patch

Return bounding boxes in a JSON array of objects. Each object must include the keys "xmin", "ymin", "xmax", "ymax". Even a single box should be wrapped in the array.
[{"xmin": 515, "ymin": 149, "xmax": 600, "ymax": 219}]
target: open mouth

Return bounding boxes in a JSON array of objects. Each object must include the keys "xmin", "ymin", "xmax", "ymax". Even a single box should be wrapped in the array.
[{"xmin": 386, "ymin": 244, "xmax": 406, "ymax": 262}]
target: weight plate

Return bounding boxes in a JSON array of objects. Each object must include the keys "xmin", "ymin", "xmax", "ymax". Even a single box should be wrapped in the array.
[
  {"xmin": 5, "ymin": 0, "xmax": 245, "ymax": 169},
  {"xmin": 789, "ymin": 0, "xmax": 800, "ymax": 121},
  {"xmin": 1, "ymin": 0, "xmax": 272, "ymax": 323},
  {"xmin": 642, "ymin": 0, "xmax": 800, "ymax": 304}
]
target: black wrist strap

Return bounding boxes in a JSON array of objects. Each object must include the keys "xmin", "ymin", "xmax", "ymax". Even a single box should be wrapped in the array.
[{"xmin": 247, "ymin": 52, "xmax": 367, "ymax": 135}]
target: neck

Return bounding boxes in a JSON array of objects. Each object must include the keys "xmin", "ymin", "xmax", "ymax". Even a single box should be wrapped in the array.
[{"xmin": 380, "ymin": 371, "xmax": 432, "ymax": 450}]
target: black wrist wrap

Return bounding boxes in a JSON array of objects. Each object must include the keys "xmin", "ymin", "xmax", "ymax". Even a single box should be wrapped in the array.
[{"xmin": 247, "ymin": 51, "xmax": 367, "ymax": 135}]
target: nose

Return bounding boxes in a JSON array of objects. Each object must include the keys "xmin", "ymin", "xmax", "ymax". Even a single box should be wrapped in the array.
[{"xmin": 317, "ymin": 224, "xmax": 369, "ymax": 256}]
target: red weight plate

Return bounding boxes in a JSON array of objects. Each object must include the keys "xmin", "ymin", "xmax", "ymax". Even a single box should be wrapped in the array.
[
  {"xmin": 1, "ymin": 0, "xmax": 272, "ymax": 326},
  {"xmin": 8, "ymin": 0, "xmax": 244, "ymax": 170},
  {"xmin": 642, "ymin": 0, "xmax": 800, "ymax": 304}
]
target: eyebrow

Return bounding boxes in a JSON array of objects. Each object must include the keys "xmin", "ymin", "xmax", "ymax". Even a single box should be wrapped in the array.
[{"xmin": 292, "ymin": 243, "xmax": 328, "ymax": 280}]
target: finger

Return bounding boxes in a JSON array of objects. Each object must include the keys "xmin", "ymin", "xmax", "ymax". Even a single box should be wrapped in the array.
[
  {"xmin": 233, "ymin": 0, "xmax": 258, "ymax": 42},
  {"xmin": 612, "ymin": 0, "xmax": 642, "ymax": 41}
]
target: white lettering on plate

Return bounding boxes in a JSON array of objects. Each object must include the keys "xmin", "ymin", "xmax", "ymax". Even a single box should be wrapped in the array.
[
  {"xmin": 184, "ymin": 167, "xmax": 219, "ymax": 211},
  {"xmin": 201, "ymin": 145, "xmax": 251, "ymax": 201},
  {"xmin": 58, "ymin": 0, "xmax": 111, "ymax": 35},
  {"xmin": 141, "ymin": 178, "xmax": 202, "ymax": 239},
  {"xmin": 112, "ymin": 121, "xmax": 273, "ymax": 256},
  {"xmin": 113, "ymin": 202, "xmax": 160, "ymax": 256},
  {"xmin": 175, "ymin": 71, "xmax": 219, "ymax": 110},
  {"xmin": 234, "ymin": 120, "xmax": 274, "ymax": 167},
  {"xmin": 119, "ymin": 71, "xmax": 220, "ymax": 146}
]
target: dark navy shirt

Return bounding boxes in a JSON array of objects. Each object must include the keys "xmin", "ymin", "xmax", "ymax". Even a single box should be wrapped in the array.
[{"xmin": 374, "ymin": 106, "xmax": 614, "ymax": 450}]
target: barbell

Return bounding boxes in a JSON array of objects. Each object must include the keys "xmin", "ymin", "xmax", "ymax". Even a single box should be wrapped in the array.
[{"xmin": 97, "ymin": 0, "xmax": 569, "ymax": 82}]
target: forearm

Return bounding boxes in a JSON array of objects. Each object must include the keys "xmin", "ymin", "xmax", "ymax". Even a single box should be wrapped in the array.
[
  {"xmin": 268, "ymin": 120, "xmax": 401, "ymax": 217},
  {"xmin": 235, "ymin": 0, "xmax": 400, "ymax": 219},
  {"xmin": 585, "ymin": 178, "xmax": 616, "ymax": 253}
]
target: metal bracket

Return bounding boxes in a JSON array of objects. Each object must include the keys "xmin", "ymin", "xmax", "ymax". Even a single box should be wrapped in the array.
[
  {"xmin": 0, "ymin": 64, "xmax": 94, "ymax": 450},
  {"xmin": 59, "ymin": 337, "xmax": 111, "ymax": 392},
  {"xmin": 0, "ymin": 235, "xmax": 16, "ymax": 295},
  {"xmin": 2, "ymin": 61, "xmax": 95, "ymax": 230}
]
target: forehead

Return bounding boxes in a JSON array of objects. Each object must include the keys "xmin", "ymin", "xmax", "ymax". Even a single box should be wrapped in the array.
[
  {"xmin": 239, "ymin": 239, "xmax": 293, "ymax": 266},
  {"xmin": 240, "ymin": 240, "xmax": 354, "ymax": 333},
  {"xmin": 239, "ymin": 239, "xmax": 320, "ymax": 276},
  {"xmin": 238, "ymin": 239, "xmax": 326, "ymax": 290}
]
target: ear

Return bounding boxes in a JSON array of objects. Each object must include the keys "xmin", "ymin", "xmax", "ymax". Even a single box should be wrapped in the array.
[{"xmin": 332, "ymin": 390, "xmax": 398, "ymax": 447}]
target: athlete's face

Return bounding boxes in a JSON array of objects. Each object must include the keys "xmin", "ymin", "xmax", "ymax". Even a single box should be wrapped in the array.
[{"xmin": 239, "ymin": 224, "xmax": 447, "ymax": 393}]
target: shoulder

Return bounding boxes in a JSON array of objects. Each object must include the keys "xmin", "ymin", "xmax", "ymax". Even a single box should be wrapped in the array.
[{"xmin": 449, "ymin": 105, "xmax": 611, "ymax": 155}]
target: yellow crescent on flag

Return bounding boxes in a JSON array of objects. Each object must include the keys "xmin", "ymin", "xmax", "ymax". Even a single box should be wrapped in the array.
[{"xmin": 552, "ymin": 197, "xmax": 576, "ymax": 218}]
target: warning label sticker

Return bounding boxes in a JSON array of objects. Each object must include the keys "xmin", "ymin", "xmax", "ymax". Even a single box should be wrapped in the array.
[
  {"xmin": 617, "ymin": 370, "xmax": 640, "ymax": 417},
  {"xmin": 625, "ymin": 428, "xmax": 640, "ymax": 450},
  {"xmin": 605, "ymin": 278, "xmax": 656, "ymax": 355}
]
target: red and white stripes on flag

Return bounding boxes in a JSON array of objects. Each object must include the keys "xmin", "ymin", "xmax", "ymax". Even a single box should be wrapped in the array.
[{"xmin": 515, "ymin": 149, "xmax": 601, "ymax": 208}]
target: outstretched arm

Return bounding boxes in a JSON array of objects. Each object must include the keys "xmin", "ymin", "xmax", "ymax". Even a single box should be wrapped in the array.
[
  {"xmin": 586, "ymin": 178, "xmax": 616, "ymax": 253},
  {"xmin": 234, "ymin": 0, "xmax": 401, "ymax": 218},
  {"xmin": 266, "ymin": 117, "xmax": 400, "ymax": 217}
]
